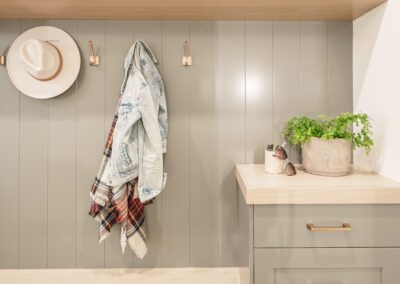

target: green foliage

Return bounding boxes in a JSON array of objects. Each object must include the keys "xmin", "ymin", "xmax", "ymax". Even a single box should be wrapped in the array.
[{"xmin": 283, "ymin": 113, "xmax": 374, "ymax": 154}]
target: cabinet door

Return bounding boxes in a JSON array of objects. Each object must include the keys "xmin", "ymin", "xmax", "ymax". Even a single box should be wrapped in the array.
[
  {"xmin": 255, "ymin": 248, "xmax": 400, "ymax": 284},
  {"xmin": 254, "ymin": 205, "xmax": 400, "ymax": 248}
]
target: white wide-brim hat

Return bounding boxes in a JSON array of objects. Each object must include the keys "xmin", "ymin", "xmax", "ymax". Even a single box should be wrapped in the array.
[{"xmin": 7, "ymin": 26, "xmax": 81, "ymax": 99}]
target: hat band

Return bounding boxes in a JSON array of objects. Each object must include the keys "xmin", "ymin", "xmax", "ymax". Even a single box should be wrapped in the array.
[{"xmin": 30, "ymin": 42, "xmax": 63, "ymax": 82}]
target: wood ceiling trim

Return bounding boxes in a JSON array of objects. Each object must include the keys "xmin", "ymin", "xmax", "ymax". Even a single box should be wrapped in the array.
[{"xmin": 0, "ymin": 0, "xmax": 387, "ymax": 21}]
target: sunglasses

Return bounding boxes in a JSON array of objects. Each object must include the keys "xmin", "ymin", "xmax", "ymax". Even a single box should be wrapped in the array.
[{"xmin": 273, "ymin": 145, "xmax": 297, "ymax": 176}]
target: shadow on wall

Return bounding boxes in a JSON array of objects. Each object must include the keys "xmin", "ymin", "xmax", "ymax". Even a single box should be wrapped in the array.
[{"xmin": 353, "ymin": 0, "xmax": 400, "ymax": 181}]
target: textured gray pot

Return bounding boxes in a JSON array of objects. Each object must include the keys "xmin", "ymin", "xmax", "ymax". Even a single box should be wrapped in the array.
[{"xmin": 302, "ymin": 137, "xmax": 351, "ymax": 176}]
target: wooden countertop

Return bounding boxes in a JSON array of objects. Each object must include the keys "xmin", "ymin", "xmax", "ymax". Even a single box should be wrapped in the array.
[{"xmin": 236, "ymin": 164, "xmax": 400, "ymax": 205}]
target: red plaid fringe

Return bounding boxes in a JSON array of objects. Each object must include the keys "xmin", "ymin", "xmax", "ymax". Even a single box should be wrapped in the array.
[{"xmin": 89, "ymin": 113, "xmax": 149, "ymax": 258}]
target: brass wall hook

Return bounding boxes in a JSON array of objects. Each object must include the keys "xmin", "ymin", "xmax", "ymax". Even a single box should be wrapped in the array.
[
  {"xmin": 0, "ymin": 54, "xmax": 5, "ymax": 66},
  {"xmin": 88, "ymin": 40, "xmax": 100, "ymax": 66},
  {"xmin": 0, "ymin": 46, "xmax": 8, "ymax": 66},
  {"xmin": 182, "ymin": 41, "xmax": 192, "ymax": 66}
]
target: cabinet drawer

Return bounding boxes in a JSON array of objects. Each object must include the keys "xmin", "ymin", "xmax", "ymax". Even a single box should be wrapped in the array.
[
  {"xmin": 254, "ymin": 205, "xmax": 400, "ymax": 248},
  {"xmin": 254, "ymin": 248, "xmax": 400, "ymax": 284}
]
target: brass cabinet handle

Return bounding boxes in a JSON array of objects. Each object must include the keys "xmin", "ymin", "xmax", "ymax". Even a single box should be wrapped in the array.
[{"xmin": 307, "ymin": 223, "xmax": 351, "ymax": 232}]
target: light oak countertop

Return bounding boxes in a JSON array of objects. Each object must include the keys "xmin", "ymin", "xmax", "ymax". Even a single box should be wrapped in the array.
[{"xmin": 236, "ymin": 164, "xmax": 400, "ymax": 205}]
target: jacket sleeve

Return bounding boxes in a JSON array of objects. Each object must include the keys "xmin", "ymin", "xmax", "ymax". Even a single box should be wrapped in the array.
[
  {"xmin": 138, "ymin": 86, "xmax": 165, "ymax": 201},
  {"xmin": 141, "ymin": 43, "xmax": 168, "ymax": 154},
  {"xmin": 158, "ymin": 80, "xmax": 168, "ymax": 153}
]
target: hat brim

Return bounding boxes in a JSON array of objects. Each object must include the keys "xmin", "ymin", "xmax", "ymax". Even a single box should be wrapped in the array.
[{"xmin": 7, "ymin": 26, "xmax": 81, "ymax": 99}]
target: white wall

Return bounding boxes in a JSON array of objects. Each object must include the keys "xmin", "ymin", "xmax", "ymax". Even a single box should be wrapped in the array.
[{"xmin": 353, "ymin": 0, "xmax": 400, "ymax": 181}]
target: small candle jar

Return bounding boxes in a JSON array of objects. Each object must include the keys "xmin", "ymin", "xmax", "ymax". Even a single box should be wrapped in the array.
[{"xmin": 264, "ymin": 144, "xmax": 283, "ymax": 174}]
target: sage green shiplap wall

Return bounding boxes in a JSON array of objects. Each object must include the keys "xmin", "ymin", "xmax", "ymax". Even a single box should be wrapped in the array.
[{"xmin": 0, "ymin": 20, "xmax": 352, "ymax": 269}]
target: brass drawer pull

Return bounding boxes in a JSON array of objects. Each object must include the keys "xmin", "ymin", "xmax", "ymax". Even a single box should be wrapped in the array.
[{"xmin": 307, "ymin": 223, "xmax": 351, "ymax": 232}]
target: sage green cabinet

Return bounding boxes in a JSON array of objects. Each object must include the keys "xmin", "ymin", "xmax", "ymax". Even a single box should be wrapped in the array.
[
  {"xmin": 237, "ymin": 165, "xmax": 400, "ymax": 283},
  {"xmin": 254, "ymin": 248, "xmax": 400, "ymax": 284},
  {"xmin": 254, "ymin": 205, "xmax": 400, "ymax": 248},
  {"xmin": 249, "ymin": 205, "xmax": 400, "ymax": 284}
]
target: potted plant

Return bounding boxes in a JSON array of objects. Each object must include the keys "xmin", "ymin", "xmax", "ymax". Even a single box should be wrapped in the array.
[{"xmin": 282, "ymin": 113, "xmax": 373, "ymax": 176}]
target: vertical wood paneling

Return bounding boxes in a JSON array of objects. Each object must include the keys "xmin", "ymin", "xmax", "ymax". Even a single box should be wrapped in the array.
[
  {"xmin": 133, "ymin": 20, "xmax": 163, "ymax": 268},
  {"xmin": 245, "ymin": 22, "xmax": 273, "ymax": 164},
  {"xmin": 328, "ymin": 22, "xmax": 353, "ymax": 116},
  {"xmin": 272, "ymin": 22, "xmax": 301, "ymax": 161},
  {"xmin": 161, "ymin": 21, "xmax": 190, "ymax": 267},
  {"xmin": 301, "ymin": 22, "xmax": 328, "ymax": 117},
  {"xmin": 0, "ymin": 20, "xmax": 20, "ymax": 269},
  {"xmin": 76, "ymin": 20, "xmax": 106, "ymax": 268},
  {"xmin": 47, "ymin": 20, "xmax": 78, "ymax": 268},
  {"xmin": 189, "ymin": 21, "xmax": 217, "ymax": 267},
  {"xmin": 217, "ymin": 21, "xmax": 246, "ymax": 267},
  {"xmin": 0, "ymin": 20, "xmax": 353, "ymax": 269},
  {"xmin": 103, "ymin": 20, "xmax": 135, "ymax": 268},
  {"xmin": 19, "ymin": 91, "xmax": 48, "ymax": 269},
  {"xmin": 19, "ymin": 20, "xmax": 48, "ymax": 269}
]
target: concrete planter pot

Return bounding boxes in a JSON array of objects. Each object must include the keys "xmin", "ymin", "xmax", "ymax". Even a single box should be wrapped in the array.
[{"xmin": 302, "ymin": 137, "xmax": 351, "ymax": 176}]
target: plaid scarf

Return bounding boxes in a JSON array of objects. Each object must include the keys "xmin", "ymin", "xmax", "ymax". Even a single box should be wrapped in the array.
[{"xmin": 88, "ymin": 113, "xmax": 150, "ymax": 259}]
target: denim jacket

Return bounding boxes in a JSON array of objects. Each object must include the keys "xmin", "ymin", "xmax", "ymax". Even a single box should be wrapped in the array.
[{"xmin": 109, "ymin": 40, "xmax": 167, "ymax": 202}]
